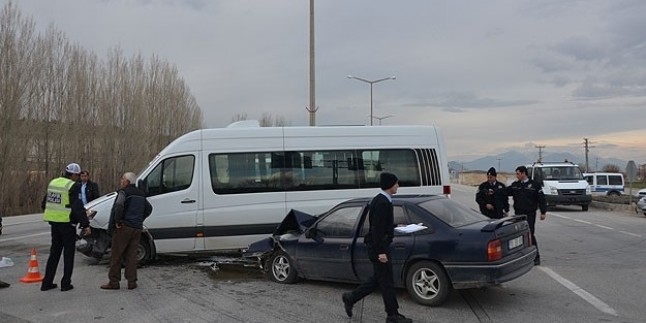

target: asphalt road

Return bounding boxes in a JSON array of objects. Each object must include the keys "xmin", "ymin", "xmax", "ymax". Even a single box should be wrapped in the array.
[{"xmin": 1, "ymin": 184, "xmax": 645, "ymax": 323}]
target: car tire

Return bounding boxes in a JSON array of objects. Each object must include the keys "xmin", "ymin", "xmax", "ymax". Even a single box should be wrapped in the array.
[
  {"xmin": 405, "ymin": 261, "xmax": 451, "ymax": 306},
  {"xmin": 608, "ymin": 191, "xmax": 620, "ymax": 197},
  {"xmin": 582, "ymin": 204, "xmax": 589, "ymax": 211},
  {"xmin": 268, "ymin": 251, "xmax": 298, "ymax": 284}
]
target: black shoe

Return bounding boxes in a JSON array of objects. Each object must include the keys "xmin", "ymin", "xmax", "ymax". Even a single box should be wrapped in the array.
[
  {"xmin": 342, "ymin": 292, "xmax": 354, "ymax": 318},
  {"xmin": 0, "ymin": 280, "xmax": 9, "ymax": 288},
  {"xmin": 40, "ymin": 283, "xmax": 58, "ymax": 291},
  {"xmin": 534, "ymin": 257, "xmax": 541, "ymax": 266},
  {"xmin": 61, "ymin": 285, "xmax": 74, "ymax": 292},
  {"xmin": 386, "ymin": 313, "xmax": 413, "ymax": 323}
]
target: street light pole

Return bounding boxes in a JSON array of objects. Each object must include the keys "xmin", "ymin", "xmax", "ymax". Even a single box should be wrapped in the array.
[
  {"xmin": 372, "ymin": 115, "xmax": 393, "ymax": 125},
  {"xmin": 347, "ymin": 75, "xmax": 396, "ymax": 125}
]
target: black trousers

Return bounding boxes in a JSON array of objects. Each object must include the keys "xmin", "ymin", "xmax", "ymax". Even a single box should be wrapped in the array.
[
  {"xmin": 347, "ymin": 250, "xmax": 399, "ymax": 316},
  {"xmin": 43, "ymin": 222, "xmax": 76, "ymax": 287},
  {"xmin": 520, "ymin": 213, "xmax": 540, "ymax": 259}
]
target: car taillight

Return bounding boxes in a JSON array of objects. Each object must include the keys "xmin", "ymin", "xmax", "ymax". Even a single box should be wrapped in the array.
[
  {"xmin": 527, "ymin": 232, "xmax": 533, "ymax": 246},
  {"xmin": 487, "ymin": 239, "xmax": 502, "ymax": 262},
  {"xmin": 443, "ymin": 185, "xmax": 451, "ymax": 196}
]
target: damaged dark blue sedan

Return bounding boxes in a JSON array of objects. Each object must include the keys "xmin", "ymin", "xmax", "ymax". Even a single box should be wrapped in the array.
[{"xmin": 244, "ymin": 195, "xmax": 537, "ymax": 306}]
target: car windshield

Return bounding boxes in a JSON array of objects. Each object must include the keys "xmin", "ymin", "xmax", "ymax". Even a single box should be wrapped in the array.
[
  {"xmin": 537, "ymin": 166, "xmax": 583, "ymax": 180},
  {"xmin": 417, "ymin": 198, "xmax": 487, "ymax": 227}
]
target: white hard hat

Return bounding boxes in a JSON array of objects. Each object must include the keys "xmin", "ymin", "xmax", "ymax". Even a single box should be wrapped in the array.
[{"xmin": 65, "ymin": 163, "xmax": 81, "ymax": 174}]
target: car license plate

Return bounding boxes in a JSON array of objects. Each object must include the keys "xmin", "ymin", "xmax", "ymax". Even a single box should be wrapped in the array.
[{"xmin": 508, "ymin": 236, "xmax": 523, "ymax": 250}]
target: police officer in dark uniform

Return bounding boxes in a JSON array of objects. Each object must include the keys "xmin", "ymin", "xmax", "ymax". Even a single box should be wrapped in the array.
[
  {"xmin": 476, "ymin": 167, "xmax": 509, "ymax": 219},
  {"xmin": 503, "ymin": 165, "xmax": 547, "ymax": 265},
  {"xmin": 342, "ymin": 172, "xmax": 412, "ymax": 323},
  {"xmin": 41, "ymin": 163, "xmax": 91, "ymax": 292}
]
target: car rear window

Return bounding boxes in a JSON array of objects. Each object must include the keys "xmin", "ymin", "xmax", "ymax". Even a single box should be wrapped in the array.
[{"xmin": 417, "ymin": 199, "xmax": 487, "ymax": 227}]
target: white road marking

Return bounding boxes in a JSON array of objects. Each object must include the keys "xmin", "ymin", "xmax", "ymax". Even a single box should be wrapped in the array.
[
  {"xmin": 0, "ymin": 232, "xmax": 50, "ymax": 242},
  {"xmin": 594, "ymin": 224, "xmax": 614, "ymax": 230},
  {"xmin": 549, "ymin": 212, "xmax": 570, "ymax": 220},
  {"xmin": 550, "ymin": 211, "xmax": 642, "ymax": 238},
  {"xmin": 4, "ymin": 220, "xmax": 43, "ymax": 226},
  {"xmin": 539, "ymin": 267, "xmax": 618, "ymax": 316},
  {"xmin": 619, "ymin": 231, "xmax": 642, "ymax": 238}
]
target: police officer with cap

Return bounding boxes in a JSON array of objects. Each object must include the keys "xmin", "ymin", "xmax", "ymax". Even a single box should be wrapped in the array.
[
  {"xmin": 41, "ymin": 163, "xmax": 91, "ymax": 292},
  {"xmin": 475, "ymin": 167, "xmax": 509, "ymax": 219},
  {"xmin": 502, "ymin": 165, "xmax": 547, "ymax": 265},
  {"xmin": 342, "ymin": 172, "xmax": 412, "ymax": 323}
]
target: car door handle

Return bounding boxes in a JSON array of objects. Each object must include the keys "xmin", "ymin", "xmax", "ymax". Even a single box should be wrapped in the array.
[
  {"xmin": 339, "ymin": 245, "xmax": 349, "ymax": 251},
  {"xmin": 393, "ymin": 242, "xmax": 406, "ymax": 249},
  {"xmin": 181, "ymin": 199, "xmax": 196, "ymax": 204}
]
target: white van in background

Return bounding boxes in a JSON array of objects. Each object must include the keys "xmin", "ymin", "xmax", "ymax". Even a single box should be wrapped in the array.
[
  {"xmin": 79, "ymin": 122, "xmax": 451, "ymax": 263},
  {"xmin": 583, "ymin": 173, "xmax": 625, "ymax": 196},
  {"xmin": 526, "ymin": 161, "xmax": 592, "ymax": 211}
]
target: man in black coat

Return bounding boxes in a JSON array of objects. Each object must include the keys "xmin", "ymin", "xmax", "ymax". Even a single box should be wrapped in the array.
[
  {"xmin": 476, "ymin": 167, "xmax": 509, "ymax": 219},
  {"xmin": 342, "ymin": 172, "xmax": 412, "ymax": 323},
  {"xmin": 78, "ymin": 171, "xmax": 100, "ymax": 205},
  {"xmin": 503, "ymin": 165, "xmax": 547, "ymax": 265}
]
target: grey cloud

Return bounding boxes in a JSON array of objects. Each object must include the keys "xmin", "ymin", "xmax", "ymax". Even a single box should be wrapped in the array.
[
  {"xmin": 572, "ymin": 77, "xmax": 646, "ymax": 98},
  {"xmin": 403, "ymin": 92, "xmax": 538, "ymax": 111},
  {"xmin": 553, "ymin": 36, "xmax": 610, "ymax": 62},
  {"xmin": 529, "ymin": 51, "xmax": 580, "ymax": 73},
  {"xmin": 550, "ymin": 76, "xmax": 571, "ymax": 87}
]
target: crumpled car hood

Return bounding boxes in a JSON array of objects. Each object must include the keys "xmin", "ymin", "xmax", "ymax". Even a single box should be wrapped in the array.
[
  {"xmin": 273, "ymin": 209, "xmax": 317, "ymax": 236},
  {"xmin": 243, "ymin": 209, "xmax": 317, "ymax": 257}
]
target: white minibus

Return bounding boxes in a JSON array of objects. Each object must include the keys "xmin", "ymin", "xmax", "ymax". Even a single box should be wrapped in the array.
[{"xmin": 79, "ymin": 123, "xmax": 451, "ymax": 263}]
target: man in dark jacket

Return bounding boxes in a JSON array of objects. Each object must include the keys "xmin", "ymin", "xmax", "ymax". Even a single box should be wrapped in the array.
[
  {"xmin": 342, "ymin": 172, "xmax": 412, "ymax": 323},
  {"xmin": 101, "ymin": 172, "xmax": 152, "ymax": 290},
  {"xmin": 476, "ymin": 167, "xmax": 509, "ymax": 219},
  {"xmin": 503, "ymin": 166, "xmax": 547, "ymax": 265},
  {"xmin": 78, "ymin": 170, "xmax": 100, "ymax": 205}
]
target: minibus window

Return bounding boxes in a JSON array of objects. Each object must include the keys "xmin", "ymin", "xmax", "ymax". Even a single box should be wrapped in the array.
[{"xmin": 144, "ymin": 155, "xmax": 195, "ymax": 197}]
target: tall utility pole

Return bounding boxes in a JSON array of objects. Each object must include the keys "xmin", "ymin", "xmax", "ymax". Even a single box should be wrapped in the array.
[
  {"xmin": 583, "ymin": 137, "xmax": 590, "ymax": 172},
  {"xmin": 535, "ymin": 145, "xmax": 546, "ymax": 162},
  {"xmin": 306, "ymin": 0, "xmax": 318, "ymax": 126},
  {"xmin": 496, "ymin": 157, "xmax": 502, "ymax": 171}
]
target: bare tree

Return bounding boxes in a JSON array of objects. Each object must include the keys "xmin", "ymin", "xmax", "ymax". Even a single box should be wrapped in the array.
[
  {"xmin": 231, "ymin": 113, "xmax": 247, "ymax": 123},
  {"xmin": 602, "ymin": 164, "xmax": 620, "ymax": 173},
  {"xmin": 0, "ymin": 2, "xmax": 203, "ymax": 215}
]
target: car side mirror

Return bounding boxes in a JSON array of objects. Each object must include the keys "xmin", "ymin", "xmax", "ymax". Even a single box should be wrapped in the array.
[{"xmin": 305, "ymin": 228, "xmax": 324, "ymax": 243}]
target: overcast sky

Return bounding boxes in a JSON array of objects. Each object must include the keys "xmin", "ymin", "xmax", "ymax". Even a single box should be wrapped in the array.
[{"xmin": 11, "ymin": 0, "xmax": 646, "ymax": 162}]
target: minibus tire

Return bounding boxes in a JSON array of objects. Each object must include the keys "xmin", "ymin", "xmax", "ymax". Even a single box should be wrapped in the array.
[{"xmin": 136, "ymin": 238, "xmax": 153, "ymax": 266}]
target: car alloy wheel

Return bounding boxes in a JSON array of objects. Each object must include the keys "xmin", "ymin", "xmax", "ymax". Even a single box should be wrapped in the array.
[
  {"xmin": 268, "ymin": 251, "xmax": 298, "ymax": 284},
  {"xmin": 406, "ymin": 261, "xmax": 451, "ymax": 306}
]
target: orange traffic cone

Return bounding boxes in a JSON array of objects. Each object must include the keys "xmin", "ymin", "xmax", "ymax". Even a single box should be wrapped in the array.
[{"xmin": 20, "ymin": 248, "xmax": 44, "ymax": 283}]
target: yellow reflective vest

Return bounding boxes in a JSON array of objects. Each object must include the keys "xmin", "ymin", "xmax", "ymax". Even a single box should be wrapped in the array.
[{"xmin": 43, "ymin": 177, "xmax": 76, "ymax": 223}]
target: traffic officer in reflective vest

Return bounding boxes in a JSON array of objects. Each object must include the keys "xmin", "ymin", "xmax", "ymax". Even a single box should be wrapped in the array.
[{"xmin": 41, "ymin": 163, "xmax": 91, "ymax": 292}]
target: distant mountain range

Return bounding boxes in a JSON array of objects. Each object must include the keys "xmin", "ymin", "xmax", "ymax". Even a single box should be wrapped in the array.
[{"xmin": 449, "ymin": 150, "xmax": 628, "ymax": 173}]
